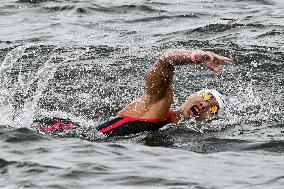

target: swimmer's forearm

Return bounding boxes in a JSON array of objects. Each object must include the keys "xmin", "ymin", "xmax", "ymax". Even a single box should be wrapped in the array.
[
  {"xmin": 157, "ymin": 49, "xmax": 231, "ymax": 72},
  {"xmin": 158, "ymin": 50, "xmax": 201, "ymax": 66}
]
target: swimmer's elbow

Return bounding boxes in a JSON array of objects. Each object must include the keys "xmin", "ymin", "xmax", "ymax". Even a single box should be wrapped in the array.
[{"xmin": 158, "ymin": 50, "xmax": 176, "ymax": 64}]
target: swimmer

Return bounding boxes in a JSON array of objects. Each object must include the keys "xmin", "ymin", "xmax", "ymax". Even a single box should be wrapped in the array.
[{"xmin": 36, "ymin": 50, "xmax": 231, "ymax": 137}]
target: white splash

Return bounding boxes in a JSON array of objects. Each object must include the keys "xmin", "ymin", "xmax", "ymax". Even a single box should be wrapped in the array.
[{"xmin": 0, "ymin": 44, "xmax": 88, "ymax": 128}]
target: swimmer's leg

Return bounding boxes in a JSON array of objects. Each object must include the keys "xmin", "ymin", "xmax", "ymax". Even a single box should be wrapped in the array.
[
  {"xmin": 32, "ymin": 117, "xmax": 80, "ymax": 133},
  {"xmin": 32, "ymin": 117, "xmax": 104, "ymax": 140}
]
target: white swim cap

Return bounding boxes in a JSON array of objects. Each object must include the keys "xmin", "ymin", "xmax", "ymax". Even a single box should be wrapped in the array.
[{"xmin": 197, "ymin": 89, "xmax": 226, "ymax": 117}]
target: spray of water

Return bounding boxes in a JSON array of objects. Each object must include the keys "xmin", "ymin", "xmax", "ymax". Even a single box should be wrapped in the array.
[{"xmin": 0, "ymin": 44, "xmax": 88, "ymax": 128}]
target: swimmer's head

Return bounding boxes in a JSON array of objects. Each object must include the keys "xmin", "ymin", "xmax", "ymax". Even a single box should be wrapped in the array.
[
  {"xmin": 179, "ymin": 89, "xmax": 226, "ymax": 121},
  {"xmin": 197, "ymin": 89, "xmax": 226, "ymax": 116}
]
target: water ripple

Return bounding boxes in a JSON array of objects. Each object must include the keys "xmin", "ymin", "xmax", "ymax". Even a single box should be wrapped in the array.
[
  {"xmin": 43, "ymin": 5, "xmax": 76, "ymax": 12},
  {"xmin": 125, "ymin": 14, "xmax": 199, "ymax": 23},
  {"xmin": 17, "ymin": 0, "xmax": 60, "ymax": 4},
  {"xmin": 88, "ymin": 4, "xmax": 167, "ymax": 14},
  {"xmin": 4, "ymin": 128, "xmax": 47, "ymax": 143},
  {"xmin": 243, "ymin": 140, "xmax": 284, "ymax": 153}
]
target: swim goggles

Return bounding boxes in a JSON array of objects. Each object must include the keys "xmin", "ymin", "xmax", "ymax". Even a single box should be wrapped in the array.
[{"xmin": 202, "ymin": 92, "xmax": 219, "ymax": 114}]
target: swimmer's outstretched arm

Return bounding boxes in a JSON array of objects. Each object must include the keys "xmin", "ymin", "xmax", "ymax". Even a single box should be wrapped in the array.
[{"xmin": 145, "ymin": 50, "xmax": 231, "ymax": 100}]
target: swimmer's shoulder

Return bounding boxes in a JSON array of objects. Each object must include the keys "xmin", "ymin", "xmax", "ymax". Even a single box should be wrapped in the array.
[{"xmin": 118, "ymin": 96, "xmax": 171, "ymax": 120}]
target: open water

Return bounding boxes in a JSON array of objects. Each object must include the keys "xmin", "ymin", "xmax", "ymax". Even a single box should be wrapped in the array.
[{"xmin": 0, "ymin": 0, "xmax": 284, "ymax": 188}]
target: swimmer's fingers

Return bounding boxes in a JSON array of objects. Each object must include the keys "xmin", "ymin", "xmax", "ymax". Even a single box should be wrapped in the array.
[
  {"xmin": 203, "ymin": 61, "xmax": 220, "ymax": 73},
  {"xmin": 196, "ymin": 51, "xmax": 231, "ymax": 72},
  {"xmin": 200, "ymin": 51, "xmax": 231, "ymax": 65},
  {"xmin": 206, "ymin": 52, "xmax": 231, "ymax": 72},
  {"xmin": 212, "ymin": 53, "xmax": 231, "ymax": 65}
]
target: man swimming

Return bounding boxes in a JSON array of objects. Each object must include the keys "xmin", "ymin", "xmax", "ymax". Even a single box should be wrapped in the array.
[{"xmin": 36, "ymin": 49, "xmax": 230, "ymax": 137}]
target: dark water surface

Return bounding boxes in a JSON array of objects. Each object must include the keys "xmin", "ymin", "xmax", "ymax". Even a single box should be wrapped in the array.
[{"xmin": 0, "ymin": 0, "xmax": 284, "ymax": 188}]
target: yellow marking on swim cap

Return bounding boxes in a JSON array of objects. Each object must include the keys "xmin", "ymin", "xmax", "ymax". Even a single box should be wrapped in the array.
[
  {"xmin": 210, "ymin": 106, "xmax": 218, "ymax": 114},
  {"xmin": 203, "ymin": 92, "xmax": 212, "ymax": 101},
  {"xmin": 202, "ymin": 91, "xmax": 219, "ymax": 114}
]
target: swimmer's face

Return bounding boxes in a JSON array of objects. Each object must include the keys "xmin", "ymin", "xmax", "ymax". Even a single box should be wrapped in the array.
[{"xmin": 179, "ymin": 93, "xmax": 218, "ymax": 121}]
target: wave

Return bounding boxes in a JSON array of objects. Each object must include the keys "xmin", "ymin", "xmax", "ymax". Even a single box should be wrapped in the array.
[
  {"xmin": 1, "ymin": 127, "xmax": 48, "ymax": 143},
  {"xmin": 43, "ymin": 5, "xmax": 75, "ymax": 12},
  {"xmin": 125, "ymin": 14, "xmax": 199, "ymax": 23},
  {"xmin": 257, "ymin": 29, "xmax": 284, "ymax": 38},
  {"xmin": 88, "ymin": 4, "xmax": 166, "ymax": 14},
  {"xmin": 180, "ymin": 137, "xmax": 251, "ymax": 153},
  {"xmin": 26, "ymin": 3, "xmax": 168, "ymax": 15},
  {"xmin": 42, "ymin": 5, "xmax": 88, "ymax": 14},
  {"xmin": 17, "ymin": 0, "xmax": 59, "ymax": 4},
  {"xmin": 190, "ymin": 23, "xmax": 267, "ymax": 34},
  {"xmin": 134, "ymin": 127, "xmax": 251, "ymax": 153},
  {"xmin": 267, "ymin": 123, "xmax": 284, "ymax": 128},
  {"xmin": 0, "ymin": 158, "xmax": 15, "ymax": 169},
  {"xmin": 0, "ymin": 157, "xmax": 62, "ymax": 176},
  {"xmin": 230, "ymin": 0, "xmax": 274, "ymax": 5},
  {"xmin": 243, "ymin": 140, "xmax": 284, "ymax": 153},
  {"xmin": 139, "ymin": 128, "xmax": 284, "ymax": 154}
]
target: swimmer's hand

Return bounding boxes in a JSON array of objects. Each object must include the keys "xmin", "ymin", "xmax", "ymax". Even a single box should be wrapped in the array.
[{"xmin": 195, "ymin": 51, "xmax": 231, "ymax": 72}]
